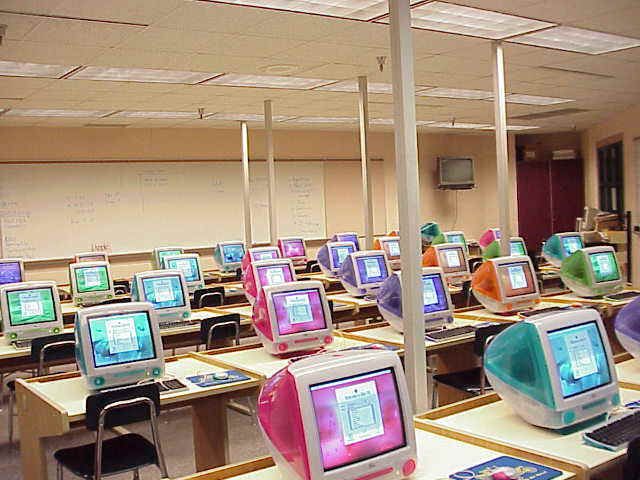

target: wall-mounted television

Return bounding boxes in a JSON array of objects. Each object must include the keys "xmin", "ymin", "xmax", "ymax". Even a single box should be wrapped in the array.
[{"xmin": 437, "ymin": 157, "xmax": 475, "ymax": 190}]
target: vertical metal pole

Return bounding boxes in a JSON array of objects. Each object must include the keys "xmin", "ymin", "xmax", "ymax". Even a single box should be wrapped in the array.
[
  {"xmin": 241, "ymin": 121, "xmax": 252, "ymax": 247},
  {"xmin": 492, "ymin": 41, "xmax": 512, "ymax": 256},
  {"xmin": 264, "ymin": 100, "xmax": 278, "ymax": 246},
  {"xmin": 358, "ymin": 76, "xmax": 375, "ymax": 249},
  {"xmin": 389, "ymin": 0, "xmax": 428, "ymax": 413}
]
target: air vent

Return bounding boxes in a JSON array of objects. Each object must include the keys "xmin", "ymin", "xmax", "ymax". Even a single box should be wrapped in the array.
[
  {"xmin": 84, "ymin": 123, "xmax": 130, "ymax": 128},
  {"xmin": 510, "ymin": 108, "xmax": 589, "ymax": 120},
  {"xmin": 538, "ymin": 66, "xmax": 615, "ymax": 79}
]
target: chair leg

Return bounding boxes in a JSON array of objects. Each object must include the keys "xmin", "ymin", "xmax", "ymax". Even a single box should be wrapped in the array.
[
  {"xmin": 133, "ymin": 469, "xmax": 140, "ymax": 480},
  {"xmin": 8, "ymin": 390, "xmax": 14, "ymax": 446},
  {"xmin": 56, "ymin": 462, "xmax": 64, "ymax": 480}
]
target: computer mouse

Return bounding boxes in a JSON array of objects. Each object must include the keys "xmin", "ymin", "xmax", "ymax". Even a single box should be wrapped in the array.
[{"xmin": 213, "ymin": 371, "xmax": 229, "ymax": 380}]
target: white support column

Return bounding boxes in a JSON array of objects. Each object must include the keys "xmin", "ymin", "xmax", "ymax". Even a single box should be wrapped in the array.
[
  {"xmin": 389, "ymin": 0, "xmax": 428, "ymax": 413},
  {"xmin": 358, "ymin": 76, "xmax": 375, "ymax": 249},
  {"xmin": 241, "ymin": 121, "xmax": 252, "ymax": 248},
  {"xmin": 0, "ymin": 217, "xmax": 5, "ymax": 257},
  {"xmin": 492, "ymin": 41, "xmax": 512, "ymax": 256},
  {"xmin": 264, "ymin": 100, "xmax": 278, "ymax": 246}
]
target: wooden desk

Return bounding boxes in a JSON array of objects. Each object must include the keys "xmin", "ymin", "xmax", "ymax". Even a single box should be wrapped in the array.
[
  {"xmin": 546, "ymin": 289, "xmax": 640, "ymax": 310},
  {"xmin": 416, "ymin": 387, "xmax": 640, "ymax": 479},
  {"xmin": 16, "ymin": 353, "xmax": 263, "ymax": 480},
  {"xmin": 454, "ymin": 301, "xmax": 566, "ymax": 323},
  {"xmin": 176, "ymin": 426, "xmax": 576, "ymax": 480}
]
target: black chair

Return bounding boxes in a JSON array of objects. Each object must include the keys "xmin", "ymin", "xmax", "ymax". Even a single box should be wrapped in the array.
[
  {"xmin": 98, "ymin": 297, "xmax": 132, "ymax": 306},
  {"xmin": 113, "ymin": 280, "xmax": 130, "ymax": 295},
  {"xmin": 304, "ymin": 260, "xmax": 321, "ymax": 273},
  {"xmin": 460, "ymin": 280, "xmax": 473, "ymax": 307},
  {"xmin": 469, "ymin": 257, "xmax": 484, "ymax": 273},
  {"xmin": 623, "ymin": 437, "xmax": 640, "ymax": 480},
  {"xmin": 54, "ymin": 383, "xmax": 168, "ymax": 480},
  {"xmin": 200, "ymin": 314, "xmax": 241, "ymax": 350},
  {"xmin": 193, "ymin": 287, "xmax": 225, "ymax": 309}
]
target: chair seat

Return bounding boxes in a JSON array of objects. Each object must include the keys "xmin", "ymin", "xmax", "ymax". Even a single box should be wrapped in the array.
[
  {"xmin": 54, "ymin": 434, "xmax": 158, "ymax": 478},
  {"xmin": 434, "ymin": 367, "xmax": 491, "ymax": 395}
]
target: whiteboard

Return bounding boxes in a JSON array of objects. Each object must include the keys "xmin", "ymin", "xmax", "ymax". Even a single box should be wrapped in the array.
[{"xmin": 0, "ymin": 160, "xmax": 327, "ymax": 259}]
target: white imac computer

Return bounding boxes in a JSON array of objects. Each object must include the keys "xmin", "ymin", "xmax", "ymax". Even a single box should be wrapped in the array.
[
  {"xmin": 377, "ymin": 268, "xmax": 453, "ymax": 333},
  {"xmin": 332, "ymin": 232, "xmax": 361, "ymax": 251},
  {"xmin": 278, "ymin": 237, "xmax": 307, "ymax": 267},
  {"xmin": 376, "ymin": 236, "xmax": 401, "ymax": 270},
  {"xmin": 422, "ymin": 243, "xmax": 471, "ymax": 285},
  {"xmin": 0, "ymin": 281, "xmax": 64, "ymax": 344},
  {"xmin": 339, "ymin": 250, "xmax": 391, "ymax": 298},
  {"xmin": 131, "ymin": 270, "xmax": 191, "ymax": 326},
  {"xmin": 485, "ymin": 309, "xmax": 618, "ymax": 429},
  {"xmin": 253, "ymin": 280, "xmax": 333, "ymax": 355},
  {"xmin": 258, "ymin": 349, "xmax": 417, "ymax": 480},
  {"xmin": 244, "ymin": 258, "xmax": 297, "ymax": 305},
  {"xmin": 316, "ymin": 241, "xmax": 357, "ymax": 277},
  {"xmin": 0, "ymin": 258, "xmax": 25, "ymax": 286},
  {"xmin": 74, "ymin": 252, "xmax": 109, "ymax": 263},
  {"xmin": 163, "ymin": 253, "xmax": 204, "ymax": 294},
  {"xmin": 214, "ymin": 241, "xmax": 246, "ymax": 273},
  {"xmin": 560, "ymin": 246, "xmax": 623, "ymax": 298},
  {"xmin": 69, "ymin": 261, "xmax": 115, "ymax": 306},
  {"xmin": 153, "ymin": 246, "xmax": 184, "ymax": 269},
  {"xmin": 75, "ymin": 302, "xmax": 165, "ymax": 390},
  {"xmin": 543, "ymin": 232, "xmax": 584, "ymax": 267},
  {"xmin": 472, "ymin": 255, "xmax": 540, "ymax": 313}
]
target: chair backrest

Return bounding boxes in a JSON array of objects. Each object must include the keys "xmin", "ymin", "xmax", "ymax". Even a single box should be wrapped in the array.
[
  {"xmin": 30, "ymin": 333, "xmax": 76, "ymax": 366},
  {"xmin": 305, "ymin": 260, "xmax": 320, "ymax": 273},
  {"xmin": 199, "ymin": 292, "xmax": 224, "ymax": 308},
  {"xmin": 98, "ymin": 296, "xmax": 132, "ymax": 305},
  {"xmin": 193, "ymin": 287, "xmax": 225, "ymax": 307},
  {"xmin": 200, "ymin": 313, "xmax": 241, "ymax": 348},
  {"xmin": 624, "ymin": 437, "xmax": 640, "ymax": 480},
  {"xmin": 469, "ymin": 258, "xmax": 484, "ymax": 273},
  {"xmin": 85, "ymin": 383, "xmax": 160, "ymax": 431},
  {"xmin": 113, "ymin": 280, "xmax": 131, "ymax": 293},
  {"xmin": 114, "ymin": 285, "xmax": 128, "ymax": 295},
  {"xmin": 473, "ymin": 323, "xmax": 510, "ymax": 357}
]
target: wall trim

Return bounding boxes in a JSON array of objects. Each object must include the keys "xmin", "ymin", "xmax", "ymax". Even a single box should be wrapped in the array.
[{"xmin": 596, "ymin": 133, "xmax": 624, "ymax": 149}]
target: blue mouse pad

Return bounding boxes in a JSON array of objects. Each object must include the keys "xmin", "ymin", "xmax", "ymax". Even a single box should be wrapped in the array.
[
  {"xmin": 186, "ymin": 370, "xmax": 250, "ymax": 388},
  {"xmin": 449, "ymin": 456, "xmax": 563, "ymax": 479}
]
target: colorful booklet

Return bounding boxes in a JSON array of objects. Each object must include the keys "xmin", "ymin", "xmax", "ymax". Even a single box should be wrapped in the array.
[
  {"xmin": 449, "ymin": 455, "xmax": 563, "ymax": 479},
  {"xmin": 186, "ymin": 370, "xmax": 250, "ymax": 388}
]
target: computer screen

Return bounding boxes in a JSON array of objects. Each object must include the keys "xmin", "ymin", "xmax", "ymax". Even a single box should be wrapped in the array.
[
  {"xmin": 256, "ymin": 264, "xmax": 294, "ymax": 287},
  {"xmin": 0, "ymin": 262, "xmax": 22, "ymax": 285},
  {"xmin": 589, "ymin": 251, "xmax": 620, "ymax": 283},
  {"xmin": 562, "ymin": 236, "xmax": 584, "ymax": 256},
  {"xmin": 74, "ymin": 266, "xmax": 111, "ymax": 293},
  {"xmin": 282, "ymin": 239, "xmax": 305, "ymax": 257},
  {"xmin": 309, "ymin": 368, "xmax": 406, "ymax": 472},
  {"xmin": 6, "ymin": 287, "xmax": 57, "ymax": 326},
  {"xmin": 337, "ymin": 233, "xmax": 359, "ymax": 247},
  {"xmin": 166, "ymin": 257, "xmax": 200, "ymax": 282},
  {"xmin": 222, "ymin": 244, "xmax": 245, "ymax": 264},
  {"xmin": 497, "ymin": 261, "xmax": 536, "ymax": 298},
  {"xmin": 447, "ymin": 233, "xmax": 465, "ymax": 245},
  {"xmin": 548, "ymin": 321, "xmax": 612, "ymax": 399},
  {"xmin": 271, "ymin": 288, "xmax": 327, "ymax": 335},
  {"xmin": 253, "ymin": 249, "xmax": 279, "ymax": 261},
  {"xmin": 329, "ymin": 244, "xmax": 355, "ymax": 269},
  {"xmin": 87, "ymin": 311, "xmax": 157, "ymax": 368},
  {"xmin": 422, "ymin": 273, "xmax": 449, "ymax": 314},
  {"xmin": 382, "ymin": 239, "xmax": 401, "ymax": 259},
  {"xmin": 157, "ymin": 249, "xmax": 182, "ymax": 267},
  {"xmin": 141, "ymin": 275, "xmax": 186, "ymax": 309},
  {"xmin": 510, "ymin": 240, "xmax": 527, "ymax": 256},
  {"xmin": 438, "ymin": 246, "xmax": 466, "ymax": 273},
  {"xmin": 356, "ymin": 255, "xmax": 388, "ymax": 285}
]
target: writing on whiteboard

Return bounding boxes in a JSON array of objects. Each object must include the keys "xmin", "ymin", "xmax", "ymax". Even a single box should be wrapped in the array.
[{"xmin": 286, "ymin": 175, "xmax": 320, "ymax": 236}]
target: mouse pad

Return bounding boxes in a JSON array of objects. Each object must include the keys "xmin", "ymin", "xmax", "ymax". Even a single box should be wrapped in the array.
[
  {"xmin": 449, "ymin": 455, "xmax": 563, "ymax": 479},
  {"xmin": 186, "ymin": 370, "xmax": 250, "ymax": 388}
]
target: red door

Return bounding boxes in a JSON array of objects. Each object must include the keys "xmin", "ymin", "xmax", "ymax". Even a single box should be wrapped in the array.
[{"xmin": 517, "ymin": 161, "xmax": 552, "ymax": 252}]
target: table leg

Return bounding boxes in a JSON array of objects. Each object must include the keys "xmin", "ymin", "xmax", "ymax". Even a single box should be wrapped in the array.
[{"xmin": 192, "ymin": 394, "xmax": 230, "ymax": 471}]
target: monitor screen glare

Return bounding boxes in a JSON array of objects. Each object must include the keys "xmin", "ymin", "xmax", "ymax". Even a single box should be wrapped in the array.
[
  {"xmin": 272, "ymin": 288, "xmax": 326, "ymax": 335},
  {"xmin": 356, "ymin": 256, "xmax": 388, "ymax": 285},
  {"xmin": 283, "ymin": 240, "xmax": 305, "ymax": 258},
  {"xmin": 330, "ymin": 245, "xmax": 354, "ymax": 269},
  {"xmin": 422, "ymin": 274, "xmax": 449, "ymax": 314},
  {"xmin": 88, "ymin": 311, "xmax": 156, "ymax": 368},
  {"xmin": 384, "ymin": 240, "xmax": 400, "ymax": 258},
  {"xmin": 7, "ymin": 288, "xmax": 57, "ymax": 326},
  {"xmin": 0, "ymin": 262, "xmax": 22, "ymax": 285},
  {"xmin": 256, "ymin": 265, "xmax": 293, "ymax": 287},
  {"xmin": 589, "ymin": 251, "xmax": 619, "ymax": 283},
  {"xmin": 222, "ymin": 244, "xmax": 245, "ymax": 264},
  {"xmin": 167, "ymin": 257, "xmax": 200, "ymax": 282},
  {"xmin": 498, "ymin": 261, "xmax": 535, "ymax": 297},
  {"xmin": 75, "ymin": 266, "xmax": 110, "ymax": 293},
  {"xmin": 310, "ymin": 368, "xmax": 406, "ymax": 471},
  {"xmin": 548, "ymin": 321, "xmax": 611, "ymax": 398},
  {"xmin": 142, "ymin": 276, "xmax": 185, "ymax": 309},
  {"xmin": 562, "ymin": 236, "xmax": 583, "ymax": 256},
  {"xmin": 510, "ymin": 241, "xmax": 527, "ymax": 256}
]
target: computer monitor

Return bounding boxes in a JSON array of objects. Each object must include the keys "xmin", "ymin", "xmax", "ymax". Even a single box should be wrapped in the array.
[
  {"xmin": 74, "ymin": 252, "xmax": 109, "ymax": 263},
  {"xmin": 214, "ymin": 241, "xmax": 246, "ymax": 273},
  {"xmin": 244, "ymin": 258, "xmax": 297, "ymax": 305},
  {"xmin": 241, "ymin": 246, "xmax": 282, "ymax": 276},
  {"xmin": 163, "ymin": 253, "xmax": 204, "ymax": 294},
  {"xmin": 375, "ymin": 236, "xmax": 401, "ymax": 270},
  {"xmin": 422, "ymin": 243, "xmax": 471, "ymax": 285},
  {"xmin": 331, "ymin": 232, "xmax": 361, "ymax": 251},
  {"xmin": 543, "ymin": 232, "xmax": 584, "ymax": 268},
  {"xmin": 472, "ymin": 255, "xmax": 540, "ymax": 313},
  {"xmin": 433, "ymin": 230, "xmax": 468, "ymax": 253},
  {"xmin": 278, "ymin": 237, "xmax": 307, "ymax": 267},
  {"xmin": 377, "ymin": 268, "xmax": 453, "ymax": 333},
  {"xmin": 75, "ymin": 302, "xmax": 165, "ymax": 390},
  {"xmin": 132, "ymin": 270, "xmax": 190, "ymax": 323},
  {"xmin": 420, "ymin": 222, "xmax": 441, "ymax": 245},
  {"xmin": 258, "ymin": 349, "xmax": 417, "ymax": 480},
  {"xmin": 478, "ymin": 228, "xmax": 500, "ymax": 250},
  {"xmin": 615, "ymin": 298, "xmax": 640, "ymax": 359},
  {"xmin": 0, "ymin": 258, "xmax": 24, "ymax": 286},
  {"xmin": 0, "ymin": 281, "xmax": 63, "ymax": 342},
  {"xmin": 510, "ymin": 237, "xmax": 528, "ymax": 256},
  {"xmin": 252, "ymin": 280, "xmax": 333, "ymax": 355},
  {"xmin": 560, "ymin": 246, "xmax": 623, "ymax": 298},
  {"xmin": 153, "ymin": 247, "xmax": 184, "ymax": 269},
  {"xmin": 69, "ymin": 261, "xmax": 115, "ymax": 306},
  {"xmin": 483, "ymin": 236, "xmax": 527, "ymax": 260},
  {"xmin": 485, "ymin": 309, "xmax": 618, "ymax": 429},
  {"xmin": 317, "ymin": 241, "xmax": 357, "ymax": 277},
  {"xmin": 339, "ymin": 250, "xmax": 391, "ymax": 298}
]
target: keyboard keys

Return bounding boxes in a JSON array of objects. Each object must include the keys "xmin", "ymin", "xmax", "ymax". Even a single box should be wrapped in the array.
[
  {"xmin": 584, "ymin": 410, "xmax": 640, "ymax": 450},
  {"xmin": 425, "ymin": 325, "xmax": 475, "ymax": 341}
]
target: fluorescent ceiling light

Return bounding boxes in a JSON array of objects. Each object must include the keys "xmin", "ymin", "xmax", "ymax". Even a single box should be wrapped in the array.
[
  {"xmin": 287, "ymin": 116, "xmax": 359, "ymax": 124},
  {"xmin": 395, "ymin": 1, "xmax": 554, "ymax": 40},
  {"xmin": 417, "ymin": 87, "xmax": 493, "ymax": 100},
  {"xmin": 317, "ymin": 80, "xmax": 394, "ymax": 94},
  {"xmin": 0, "ymin": 61, "xmax": 79, "ymax": 78},
  {"xmin": 510, "ymin": 26, "xmax": 640, "ymax": 54},
  {"xmin": 112, "ymin": 111, "xmax": 200, "ymax": 119},
  {"xmin": 207, "ymin": 113, "xmax": 293, "ymax": 122},
  {"xmin": 217, "ymin": 1, "xmax": 392, "ymax": 21},
  {"xmin": 204, "ymin": 73, "xmax": 331, "ymax": 90},
  {"xmin": 69, "ymin": 66, "xmax": 217, "ymax": 84},
  {"xmin": 428, "ymin": 121, "xmax": 491, "ymax": 129},
  {"xmin": 4, "ymin": 109, "xmax": 113, "ymax": 117},
  {"xmin": 505, "ymin": 94, "xmax": 574, "ymax": 105}
]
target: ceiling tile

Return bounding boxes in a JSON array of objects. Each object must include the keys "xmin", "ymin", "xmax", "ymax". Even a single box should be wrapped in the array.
[
  {"xmin": 49, "ymin": 0, "xmax": 182, "ymax": 25},
  {"xmin": 0, "ymin": 39, "xmax": 107, "ymax": 64},
  {"xmin": 23, "ymin": 17, "xmax": 143, "ymax": 47},
  {"xmin": 0, "ymin": 13, "xmax": 42, "ymax": 40}
]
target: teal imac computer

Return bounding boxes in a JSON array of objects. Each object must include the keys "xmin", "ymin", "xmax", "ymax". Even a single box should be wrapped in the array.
[
  {"xmin": 0, "ymin": 281, "xmax": 63, "ymax": 345},
  {"xmin": 560, "ymin": 246, "xmax": 623, "ymax": 298},
  {"xmin": 163, "ymin": 253, "xmax": 204, "ymax": 294},
  {"xmin": 153, "ymin": 246, "xmax": 184, "ymax": 269},
  {"xmin": 0, "ymin": 258, "xmax": 25, "ymax": 286},
  {"xmin": 510, "ymin": 237, "xmax": 528, "ymax": 256},
  {"xmin": 132, "ymin": 270, "xmax": 191, "ymax": 326},
  {"xmin": 69, "ymin": 261, "xmax": 114, "ymax": 306},
  {"xmin": 214, "ymin": 241, "xmax": 246, "ymax": 273},
  {"xmin": 485, "ymin": 309, "xmax": 619, "ymax": 429},
  {"xmin": 543, "ymin": 232, "xmax": 584, "ymax": 268},
  {"xmin": 75, "ymin": 302, "xmax": 165, "ymax": 390}
]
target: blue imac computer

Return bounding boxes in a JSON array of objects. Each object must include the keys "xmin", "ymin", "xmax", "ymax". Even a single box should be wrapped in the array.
[
  {"xmin": 331, "ymin": 232, "xmax": 361, "ymax": 251},
  {"xmin": 543, "ymin": 232, "xmax": 584, "ymax": 268},
  {"xmin": 132, "ymin": 270, "xmax": 191, "ymax": 326},
  {"xmin": 614, "ymin": 298, "xmax": 640, "ymax": 359},
  {"xmin": 339, "ymin": 250, "xmax": 391, "ymax": 298},
  {"xmin": 163, "ymin": 253, "xmax": 204, "ymax": 294},
  {"xmin": 214, "ymin": 241, "xmax": 246, "ymax": 273},
  {"xmin": 153, "ymin": 246, "xmax": 184, "ymax": 269},
  {"xmin": 316, "ymin": 241, "xmax": 357, "ymax": 277},
  {"xmin": 0, "ymin": 258, "xmax": 25, "ymax": 286}
]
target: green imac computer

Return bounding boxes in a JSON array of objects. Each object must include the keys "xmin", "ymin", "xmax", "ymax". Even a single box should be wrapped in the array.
[
  {"xmin": 433, "ymin": 231, "xmax": 468, "ymax": 254},
  {"xmin": 153, "ymin": 246, "xmax": 184, "ymax": 269},
  {"xmin": 560, "ymin": 246, "xmax": 623, "ymax": 298},
  {"xmin": 543, "ymin": 232, "xmax": 584, "ymax": 268},
  {"xmin": 69, "ymin": 261, "xmax": 114, "ymax": 306}
]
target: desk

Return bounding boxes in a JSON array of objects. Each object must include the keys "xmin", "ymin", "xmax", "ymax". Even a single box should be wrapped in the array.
[
  {"xmin": 175, "ymin": 427, "xmax": 576, "ymax": 480},
  {"xmin": 297, "ymin": 272, "xmax": 344, "ymax": 292},
  {"xmin": 545, "ymin": 289, "xmax": 640, "ymax": 310},
  {"xmin": 16, "ymin": 352, "xmax": 263, "ymax": 480},
  {"xmin": 416, "ymin": 387, "xmax": 640, "ymax": 479},
  {"xmin": 454, "ymin": 301, "xmax": 566, "ymax": 323},
  {"xmin": 615, "ymin": 358, "xmax": 640, "ymax": 387}
]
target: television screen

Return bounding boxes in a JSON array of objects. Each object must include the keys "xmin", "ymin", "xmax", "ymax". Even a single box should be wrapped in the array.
[
  {"xmin": 439, "ymin": 157, "xmax": 474, "ymax": 188},
  {"xmin": 256, "ymin": 264, "xmax": 293, "ymax": 287},
  {"xmin": 310, "ymin": 368, "xmax": 406, "ymax": 471},
  {"xmin": 253, "ymin": 249, "xmax": 279, "ymax": 261},
  {"xmin": 282, "ymin": 239, "xmax": 305, "ymax": 258},
  {"xmin": 562, "ymin": 236, "xmax": 583, "ymax": 256},
  {"xmin": 166, "ymin": 257, "xmax": 200, "ymax": 282},
  {"xmin": 271, "ymin": 288, "xmax": 327, "ymax": 335},
  {"xmin": 0, "ymin": 262, "xmax": 22, "ymax": 285},
  {"xmin": 548, "ymin": 321, "xmax": 612, "ymax": 398},
  {"xmin": 422, "ymin": 274, "xmax": 449, "ymax": 314},
  {"xmin": 589, "ymin": 251, "xmax": 620, "ymax": 283},
  {"xmin": 382, "ymin": 239, "xmax": 400, "ymax": 259},
  {"xmin": 330, "ymin": 244, "xmax": 355, "ymax": 269},
  {"xmin": 439, "ymin": 246, "xmax": 466, "ymax": 274},
  {"xmin": 356, "ymin": 255, "xmax": 388, "ymax": 284},
  {"xmin": 498, "ymin": 261, "xmax": 536, "ymax": 297},
  {"xmin": 6, "ymin": 287, "xmax": 57, "ymax": 326},
  {"xmin": 75, "ymin": 266, "xmax": 110, "ymax": 293},
  {"xmin": 142, "ymin": 275, "xmax": 186, "ymax": 309},
  {"xmin": 510, "ymin": 240, "xmax": 527, "ymax": 256}
]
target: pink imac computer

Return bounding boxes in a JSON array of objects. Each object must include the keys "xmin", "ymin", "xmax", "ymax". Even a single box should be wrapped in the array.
[
  {"xmin": 278, "ymin": 237, "xmax": 307, "ymax": 267},
  {"xmin": 241, "ymin": 247, "xmax": 281, "ymax": 276},
  {"xmin": 252, "ymin": 280, "xmax": 333, "ymax": 355},
  {"xmin": 243, "ymin": 258, "xmax": 297, "ymax": 305},
  {"xmin": 258, "ymin": 349, "xmax": 417, "ymax": 480}
]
